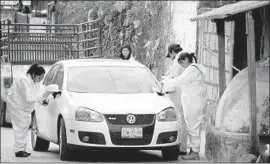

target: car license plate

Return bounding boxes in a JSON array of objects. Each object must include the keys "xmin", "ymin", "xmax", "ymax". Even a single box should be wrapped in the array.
[{"xmin": 121, "ymin": 127, "xmax": 143, "ymax": 138}]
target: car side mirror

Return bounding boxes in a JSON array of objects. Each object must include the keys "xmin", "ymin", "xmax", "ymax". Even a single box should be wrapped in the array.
[
  {"xmin": 46, "ymin": 84, "xmax": 59, "ymax": 92},
  {"xmin": 46, "ymin": 84, "xmax": 61, "ymax": 99}
]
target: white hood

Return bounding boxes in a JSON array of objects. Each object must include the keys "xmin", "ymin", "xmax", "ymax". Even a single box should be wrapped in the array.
[{"xmin": 69, "ymin": 92, "xmax": 174, "ymax": 114}]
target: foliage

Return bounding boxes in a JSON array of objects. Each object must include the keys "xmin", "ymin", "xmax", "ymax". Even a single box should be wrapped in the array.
[{"xmin": 56, "ymin": 1, "xmax": 174, "ymax": 79}]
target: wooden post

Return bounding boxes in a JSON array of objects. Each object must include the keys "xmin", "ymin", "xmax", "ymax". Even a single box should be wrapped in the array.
[
  {"xmin": 0, "ymin": 20, "xmax": 2, "ymax": 57},
  {"xmin": 246, "ymin": 11, "xmax": 257, "ymax": 155},
  {"xmin": 98, "ymin": 19, "xmax": 102, "ymax": 57},
  {"xmin": 216, "ymin": 19, "xmax": 226, "ymax": 98}
]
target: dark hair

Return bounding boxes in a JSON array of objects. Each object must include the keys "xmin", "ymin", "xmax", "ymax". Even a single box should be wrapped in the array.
[
  {"xmin": 119, "ymin": 44, "xmax": 132, "ymax": 60},
  {"xmin": 167, "ymin": 43, "xmax": 183, "ymax": 58},
  {"xmin": 178, "ymin": 52, "xmax": 197, "ymax": 64},
  {"xmin": 170, "ymin": 46, "xmax": 182, "ymax": 54},
  {"xmin": 27, "ymin": 63, "xmax": 45, "ymax": 76},
  {"xmin": 23, "ymin": 6, "xmax": 30, "ymax": 14}
]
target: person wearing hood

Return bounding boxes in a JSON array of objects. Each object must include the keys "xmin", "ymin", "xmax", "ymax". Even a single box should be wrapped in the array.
[
  {"xmin": 163, "ymin": 43, "xmax": 188, "ymax": 155},
  {"xmin": 162, "ymin": 52, "xmax": 207, "ymax": 160},
  {"xmin": 7, "ymin": 63, "xmax": 53, "ymax": 157},
  {"xmin": 119, "ymin": 44, "xmax": 135, "ymax": 61},
  {"xmin": 165, "ymin": 43, "xmax": 184, "ymax": 78}
]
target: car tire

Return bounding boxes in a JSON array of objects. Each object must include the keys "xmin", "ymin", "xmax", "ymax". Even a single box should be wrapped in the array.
[
  {"xmin": 59, "ymin": 118, "xmax": 73, "ymax": 161},
  {"xmin": 31, "ymin": 113, "xmax": 50, "ymax": 151},
  {"xmin": 29, "ymin": 111, "xmax": 34, "ymax": 129},
  {"xmin": 161, "ymin": 146, "xmax": 180, "ymax": 161},
  {"xmin": 0, "ymin": 100, "xmax": 7, "ymax": 127}
]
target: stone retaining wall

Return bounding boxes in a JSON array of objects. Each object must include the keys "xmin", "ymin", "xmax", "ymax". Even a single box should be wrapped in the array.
[{"xmin": 205, "ymin": 123, "xmax": 251, "ymax": 162}]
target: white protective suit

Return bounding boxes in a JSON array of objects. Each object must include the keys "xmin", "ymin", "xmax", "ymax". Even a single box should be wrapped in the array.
[
  {"xmin": 166, "ymin": 53, "xmax": 183, "ymax": 78},
  {"xmin": 7, "ymin": 74, "xmax": 46, "ymax": 153},
  {"xmin": 163, "ymin": 63, "xmax": 207, "ymax": 153},
  {"xmin": 163, "ymin": 53, "xmax": 188, "ymax": 151}
]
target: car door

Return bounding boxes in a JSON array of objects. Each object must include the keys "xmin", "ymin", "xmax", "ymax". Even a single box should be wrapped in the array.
[
  {"xmin": 35, "ymin": 64, "xmax": 60, "ymax": 138},
  {"xmin": 46, "ymin": 65, "xmax": 64, "ymax": 140}
]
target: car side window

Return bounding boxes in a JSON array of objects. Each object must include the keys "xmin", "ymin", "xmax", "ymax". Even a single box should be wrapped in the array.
[
  {"xmin": 43, "ymin": 65, "xmax": 60, "ymax": 86},
  {"xmin": 52, "ymin": 66, "xmax": 64, "ymax": 89}
]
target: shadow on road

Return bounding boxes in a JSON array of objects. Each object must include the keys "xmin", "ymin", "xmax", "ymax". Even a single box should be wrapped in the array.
[{"xmin": 50, "ymin": 149, "xmax": 169, "ymax": 162}]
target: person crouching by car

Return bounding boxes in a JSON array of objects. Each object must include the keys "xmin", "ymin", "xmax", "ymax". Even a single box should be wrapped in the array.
[{"xmin": 162, "ymin": 43, "xmax": 188, "ymax": 155}]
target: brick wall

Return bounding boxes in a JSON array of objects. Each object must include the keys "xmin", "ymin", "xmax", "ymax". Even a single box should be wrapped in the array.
[{"xmin": 197, "ymin": 19, "xmax": 235, "ymax": 125}]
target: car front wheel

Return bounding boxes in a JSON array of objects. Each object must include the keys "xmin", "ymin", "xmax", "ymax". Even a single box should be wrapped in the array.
[
  {"xmin": 59, "ymin": 118, "xmax": 73, "ymax": 161},
  {"xmin": 31, "ymin": 113, "xmax": 50, "ymax": 151},
  {"xmin": 161, "ymin": 146, "xmax": 180, "ymax": 161}
]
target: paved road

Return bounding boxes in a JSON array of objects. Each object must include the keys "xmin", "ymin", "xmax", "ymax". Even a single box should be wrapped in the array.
[{"xmin": 1, "ymin": 127, "xmax": 208, "ymax": 163}]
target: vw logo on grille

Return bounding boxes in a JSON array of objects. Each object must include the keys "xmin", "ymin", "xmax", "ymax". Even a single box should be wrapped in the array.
[{"xmin": 126, "ymin": 114, "xmax": 136, "ymax": 124}]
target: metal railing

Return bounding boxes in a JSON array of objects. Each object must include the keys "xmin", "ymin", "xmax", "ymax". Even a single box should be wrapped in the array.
[
  {"xmin": 77, "ymin": 19, "xmax": 102, "ymax": 57},
  {"xmin": 0, "ymin": 19, "xmax": 102, "ymax": 65}
]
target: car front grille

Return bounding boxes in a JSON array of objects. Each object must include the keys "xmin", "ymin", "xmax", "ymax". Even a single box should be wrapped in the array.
[
  {"xmin": 105, "ymin": 114, "xmax": 155, "ymax": 125},
  {"xmin": 105, "ymin": 114, "xmax": 155, "ymax": 146},
  {"xmin": 108, "ymin": 124, "xmax": 155, "ymax": 145}
]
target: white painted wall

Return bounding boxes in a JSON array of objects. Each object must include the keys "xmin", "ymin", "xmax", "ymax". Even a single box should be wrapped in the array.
[{"xmin": 171, "ymin": 1, "xmax": 198, "ymax": 53}]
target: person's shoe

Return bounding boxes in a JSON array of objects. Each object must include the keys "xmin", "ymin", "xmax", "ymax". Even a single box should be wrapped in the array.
[
  {"xmin": 179, "ymin": 151, "xmax": 187, "ymax": 155},
  {"xmin": 15, "ymin": 151, "xmax": 29, "ymax": 157},
  {"xmin": 181, "ymin": 151, "xmax": 200, "ymax": 160},
  {"xmin": 24, "ymin": 151, "xmax": 31, "ymax": 156}
]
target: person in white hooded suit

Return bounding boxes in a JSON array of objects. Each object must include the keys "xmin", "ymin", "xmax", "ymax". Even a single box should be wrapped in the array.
[
  {"xmin": 165, "ymin": 43, "xmax": 184, "ymax": 78},
  {"xmin": 162, "ymin": 52, "xmax": 207, "ymax": 160},
  {"xmin": 163, "ymin": 43, "xmax": 188, "ymax": 155},
  {"xmin": 7, "ymin": 63, "xmax": 53, "ymax": 157}
]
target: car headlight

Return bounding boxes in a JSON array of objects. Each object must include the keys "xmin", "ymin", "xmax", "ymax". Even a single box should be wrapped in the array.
[
  {"xmin": 157, "ymin": 107, "xmax": 178, "ymax": 122},
  {"xmin": 75, "ymin": 107, "xmax": 103, "ymax": 122}
]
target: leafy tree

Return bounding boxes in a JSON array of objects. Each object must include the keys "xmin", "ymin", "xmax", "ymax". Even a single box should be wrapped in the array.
[{"xmin": 56, "ymin": 1, "xmax": 174, "ymax": 79}]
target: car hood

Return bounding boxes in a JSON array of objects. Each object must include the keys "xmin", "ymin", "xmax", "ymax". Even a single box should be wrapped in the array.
[{"xmin": 69, "ymin": 92, "xmax": 174, "ymax": 114}]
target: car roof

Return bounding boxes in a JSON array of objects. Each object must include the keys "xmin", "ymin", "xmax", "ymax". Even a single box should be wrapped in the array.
[{"xmin": 55, "ymin": 59, "xmax": 146, "ymax": 68}]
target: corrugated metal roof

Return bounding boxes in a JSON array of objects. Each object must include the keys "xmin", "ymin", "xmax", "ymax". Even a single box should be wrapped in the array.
[{"xmin": 191, "ymin": 1, "xmax": 270, "ymax": 22}]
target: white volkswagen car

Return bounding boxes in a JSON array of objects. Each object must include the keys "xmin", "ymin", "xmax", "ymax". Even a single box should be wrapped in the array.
[{"xmin": 31, "ymin": 59, "xmax": 181, "ymax": 161}]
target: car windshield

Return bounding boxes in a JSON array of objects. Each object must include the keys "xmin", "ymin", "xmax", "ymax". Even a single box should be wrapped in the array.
[{"xmin": 67, "ymin": 66, "xmax": 160, "ymax": 93}]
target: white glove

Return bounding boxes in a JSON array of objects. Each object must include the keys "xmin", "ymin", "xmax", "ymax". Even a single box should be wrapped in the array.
[{"xmin": 42, "ymin": 98, "xmax": 50, "ymax": 106}]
